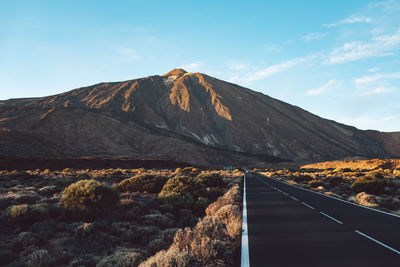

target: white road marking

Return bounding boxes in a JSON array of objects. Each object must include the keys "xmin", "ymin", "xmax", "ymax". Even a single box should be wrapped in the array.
[
  {"xmin": 319, "ymin": 211, "xmax": 343, "ymax": 224},
  {"xmin": 283, "ymin": 192, "xmax": 289, "ymax": 196},
  {"xmin": 269, "ymin": 176, "xmax": 400, "ymax": 219},
  {"xmin": 241, "ymin": 173, "xmax": 250, "ymax": 267},
  {"xmin": 354, "ymin": 230, "xmax": 400, "ymax": 255},
  {"xmin": 301, "ymin": 202, "xmax": 315, "ymax": 210},
  {"xmin": 290, "ymin": 196, "xmax": 299, "ymax": 201}
]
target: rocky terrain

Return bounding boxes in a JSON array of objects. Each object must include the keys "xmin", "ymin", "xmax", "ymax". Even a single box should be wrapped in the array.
[{"xmin": 1, "ymin": 68, "xmax": 399, "ymax": 167}]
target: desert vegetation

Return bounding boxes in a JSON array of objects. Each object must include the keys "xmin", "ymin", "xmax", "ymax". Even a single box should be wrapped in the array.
[
  {"xmin": 259, "ymin": 159, "xmax": 400, "ymax": 215},
  {"xmin": 0, "ymin": 166, "xmax": 243, "ymax": 266}
]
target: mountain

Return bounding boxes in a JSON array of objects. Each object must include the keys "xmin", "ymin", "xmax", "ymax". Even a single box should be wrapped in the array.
[{"xmin": 0, "ymin": 69, "xmax": 399, "ymax": 167}]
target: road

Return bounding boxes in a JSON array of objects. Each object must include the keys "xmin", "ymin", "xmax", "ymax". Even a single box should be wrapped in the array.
[{"xmin": 244, "ymin": 172, "xmax": 400, "ymax": 266}]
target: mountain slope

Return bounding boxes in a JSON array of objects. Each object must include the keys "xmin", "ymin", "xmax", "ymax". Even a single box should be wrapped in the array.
[{"xmin": 0, "ymin": 69, "xmax": 398, "ymax": 167}]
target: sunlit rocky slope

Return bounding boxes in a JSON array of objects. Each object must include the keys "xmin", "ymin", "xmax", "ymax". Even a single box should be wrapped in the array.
[{"xmin": 0, "ymin": 69, "xmax": 399, "ymax": 166}]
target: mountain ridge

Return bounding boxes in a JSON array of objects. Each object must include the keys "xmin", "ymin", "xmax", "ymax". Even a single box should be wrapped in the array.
[{"xmin": 1, "ymin": 69, "xmax": 399, "ymax": 167}]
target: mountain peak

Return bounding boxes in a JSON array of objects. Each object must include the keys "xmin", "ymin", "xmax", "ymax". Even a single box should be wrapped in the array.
[{"xmin": 162, "ymin": 68, "xmax": 187, "ymax": 77}]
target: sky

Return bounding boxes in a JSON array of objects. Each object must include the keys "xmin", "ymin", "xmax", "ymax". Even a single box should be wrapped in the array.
[{"xmin": 1, "ymin": 0, "xmax": 400, "ymax": 132}]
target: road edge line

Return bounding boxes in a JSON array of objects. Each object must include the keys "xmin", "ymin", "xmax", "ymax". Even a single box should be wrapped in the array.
[
  {"xmin": 263, "ymin": 175, "xmax": 400, "ymax": 219},
  {"xmin": 241, "ymin": 173, "xmax": 250, "ymax": 267},
  {"xmin": 354, "ymin": 230, "xmax": 400, "ymax": 255}
]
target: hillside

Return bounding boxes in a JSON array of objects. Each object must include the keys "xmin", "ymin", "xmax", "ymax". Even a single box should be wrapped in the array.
[{"xmin": 0, "ymin": 69, "xmax": 398, "ymax": 167}]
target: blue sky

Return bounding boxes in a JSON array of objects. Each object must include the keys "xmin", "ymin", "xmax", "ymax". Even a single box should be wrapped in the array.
[{"xmin": 1, "ymin": 0, "xmax": 400, "ymax": 132}]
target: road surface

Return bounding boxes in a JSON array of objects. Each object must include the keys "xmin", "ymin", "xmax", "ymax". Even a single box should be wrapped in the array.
[{"xmin": 244, "ymin": 172, "xmax": 400, "ymax": 266}]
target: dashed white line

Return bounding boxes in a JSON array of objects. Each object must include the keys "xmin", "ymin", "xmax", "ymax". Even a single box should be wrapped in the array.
[
  {"xmin": 268, "ymin": 176, "xmax": 400, "ymax": 219},
  {"xmin": 354, "ymin": 230, "xmax": 400, "ymax": 255},
  {"xmin": 290, "ymin": 196, "xmax": 299, "ymax": 201},
  {"xmin": 319, "ymin": 211, "xmax": 343, "ymax": 224},
  {"xmin": 301, "ymin": 202, "xmax": 315, "ymax": 210},
  {"xmin": 241, "ymin": 173, "xmax": 250, "ymax": 266},
  {"xmin": 282, "ymin": 192, "xmax": 289, "ymax": 196}
]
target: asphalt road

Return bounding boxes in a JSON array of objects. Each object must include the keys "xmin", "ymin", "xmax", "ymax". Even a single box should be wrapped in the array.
[{"xmin": 245, "ymin": 172, "xmax": 400, "ymax": 267}]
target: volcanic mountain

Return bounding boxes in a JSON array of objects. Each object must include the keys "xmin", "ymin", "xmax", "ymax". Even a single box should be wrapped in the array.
[{"xmin": 1, "ymin": 69, "xmax": 399, "ymax": 167}]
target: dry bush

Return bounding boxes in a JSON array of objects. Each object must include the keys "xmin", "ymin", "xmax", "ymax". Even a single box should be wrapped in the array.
[
  {"xmin": 25, "ymin": 249, "xmax": 55, "ymax": 267},
  {"xmin": 350, "ymin": 176, "xmax": 386, "ymax": 194},
  {"xmin": 214, "ymin": 204, "xmax": 241, "ymax": 239},
  {"xmin": 148, "ymin": 239, "xmax": 167, "ymax": 254},
  {"xmin": 61, "ymin": 179, "xmax": 119, "ymax": 214},
  {"xmin": 158, "ymin": 175, "xmax": 206, "ymax": 208},
  {"xmin": 173, "ymin": 216, "xmax": 231, "ymax": 266},
  {"xmin": 356, "ymin": 192, "xmax": 378, "ymax": 207},
  {"xmin": 141, "ymin": 214, "xmax": 174, "ymax": 229},
  {"xmin": 14, "ymin": 232, "xmax": 41, "ymax": 251},
  {"xmin": 139, "ymin": 246, "xmax": 199, "ymax": 267},
  {"xmin": 195, "ymin": 172, "xmax": 225, "ymax": 188},
  {"xmin": 96, "ymin": 247, "xmax": 146, "ymax": 267},
  {"xmin": 205, "ymin": 185, "xmax": 240, "ymax": 216},
  {"xmin": 393, "ymin": 170, "xmax": 400, "ymax": 177},
  {"xmin": 292, "ymin": 174, "xmax": 312, "ymax": 183},
  {"xmin": 6, "ymin": 203, "xmax": 49, "ymax": 223},
  {"xmin": 178, "ymin": 167, "xmax": 201, "ymax": 177},
  {"xmin": 308, "ymin": 179, "xmax": 324, "ymax": 188},
  {"xmin": 115, "ymin": 174, "xmax": 168, "ymax": 194}
]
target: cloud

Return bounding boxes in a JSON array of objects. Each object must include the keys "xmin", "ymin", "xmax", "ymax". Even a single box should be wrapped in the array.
[
  {"xmin": 354, "ymin": 72, "xmax": 400, "ymax": 86},
  {"xmin": 367, "ymin": 67, "xmax": 380, "ymax": 72},
  {"xmin": 354, "ymin": 72, "xmax": 400, "ymax": 95},
  {"xmin": 362, "ymin": 86, "xmax": 395, "ymax": 95},
  {"xmin": 323, "ymin": 15, "xmax": 371, "ymax": 28},
  {"xmin": 179, "ymin": 62, "xmax": 203, "ymax": 71},
  {"xmin": 230, "ymin": 56, "xmax": 309, "ymax": 83},
  {"xmin": 301, "ymin": 32, "xmax": 327, "ymax": 42},
  {"xmin": 307, "ymin": 80, "xmax": 336, "ymax": 96},
  {"xmin": 328, "ymin": 28, "xmax": 400, "ymax": 64}
]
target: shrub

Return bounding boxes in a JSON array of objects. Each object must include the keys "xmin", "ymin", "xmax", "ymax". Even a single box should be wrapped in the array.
[
  {"xmin": 324, "ymin": 176, "xmax": 344, "ymax": 187},
  {"xmin": 141, "ymin": 214, "xmax": 174, "ymax": 229},
  {"xmin": 25, "ymin": 249, "xmax": 55, "ymax": 267},
  {"xmin": 356, "ymin": 192, "xmax": 378, "ymax": 207},
  {"xmin": 366, "ymin": 170, "xmax": 385, "ymax": 179},
  {"xmin": 158, "ymin": 175, "xmax": 206, "ymax": 208},
  {"xmin": 138, "ymin": 247, "xmax": 199, "ymax": 267},
  {"xmin": 195, "ymin": 172, "xmax": 225, "ymax": 188},
  {"xmin": 61, "ymin": 179, "xmax": 119, "ymax": 214},
  {"xmin": 173, "ymin": 216, "xmax": 231, "ymax": 265},
  {"xmin": 14, "ymin": 232, "xmax": 41, "ymax": 251},
  {"xmin": 194, "ymin": 197, "xmax": 210, "ymax": 214},
  {"xmin": 148, "ymin": 239, "xmax": 167, "ymax": 254},
  {"xmin": 115, "ymin": 174, "xmax": 167, "ymax": 194},
  {"xmin": 205, "ymin": 185, "xmax": 240, "ymax": 216},
  {"xmin": 96, "ymin": 247, "xmax": 146, "ymax": 267},
  {"xmin": 308, "ymin": 180, "xmax": 324, "ymax": 188},
  {"xmin": 293, "ymin": 174, "xmax": 312, "ymax": 183},
  {"xmin": 178, "ymin": 167, "xmax": 200, "ymax": 177},
  {"xmin": 351, "ymin": 176, "xmax": 386, "ymax": 194}
]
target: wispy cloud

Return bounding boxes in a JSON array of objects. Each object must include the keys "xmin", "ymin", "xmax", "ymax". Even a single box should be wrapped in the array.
[
  {"xmin": 354, "ymin": 72, "xmax": 400, "ymax": 86},
  {"xmin": 354, "ymin": 72, "xmax": 400, "ymax": 95},
  {"xmin": 307, "ymin": 80, "xmax": 337, "ymax": 96},
  {"xmin": 323, "ymin": 15, "xmax": 371, "ymax": 28},
  {"xmin": 361, "ymin": 86, "xmax": 395, "ymax": 95},
  {"xmin": 179, "ymin": 62, "xmax": 203, "ymax": 71},
  {"xmin": 301, "ymin": 32, "xmax": 327, "ymax": 42},
  {"xmin": 367, "ymin": 67, "xmax": 380, "ymax": 72},
  {"xmin": 328, "ymin": 28, "xmax": 400, "ymax": 63},
  {"xmin": 230, "ymin": 56, "xmax": 310, "ymax": 83}
]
